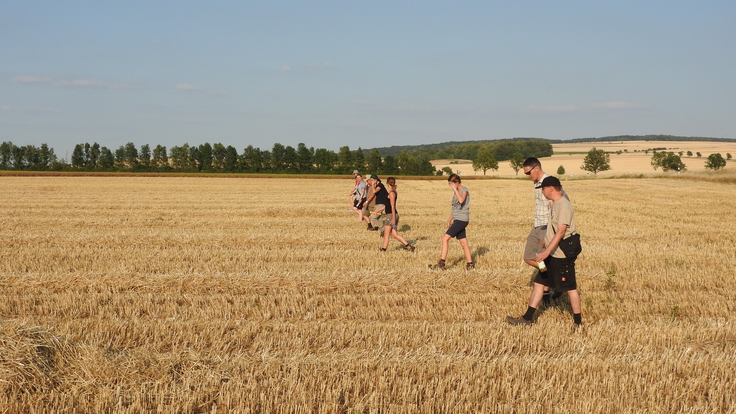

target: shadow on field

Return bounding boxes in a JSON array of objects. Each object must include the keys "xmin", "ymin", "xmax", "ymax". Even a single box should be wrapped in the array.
[
  {"xmin": 526, "ymin": 269, "xmax": 574, "ymax": 317},
  {"xmin": 446, "ymin": 247, "xmax": 489, "ymax": 269},
  {"xmin": 399, "ymin": 224, "xmax": 411, "ymax": 232},
  {"xmin": 537, "ymin": 293, "xmax": 573, "ymax": 319},
  {"xmin": 471, "ymin": 247, "xmax": 489, "ymax": 261}
]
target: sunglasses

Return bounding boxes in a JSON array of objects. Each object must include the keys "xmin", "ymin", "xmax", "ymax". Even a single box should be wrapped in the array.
[{"xmin": 524, "ymin": 166, "xmax": 537, "ymax": 176}]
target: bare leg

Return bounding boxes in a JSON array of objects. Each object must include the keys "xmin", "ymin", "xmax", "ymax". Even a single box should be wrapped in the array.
[
  {"xmin": 567, "ymin": 289, "xmax": 581, "ymax": 314},
  {"xmin": 381, "ymin": 226, "xmax": 391, "ymax": 249},
  {"xmin": 529, "ymin": 283, "xmax": 547, "ymax": 308},
  {"xmin": 440, "ymin": 234, "xmax": 451, "ymax": 260},
  {"xmin": 391, "ymin": 228, "xmax": 409, "ymax": 246},
  {"xmin": 525, "ymin": 259, "xmax": 549, "ymax": 293},
  {"xmin": 459, "ymin": 238, "xmax": 472, "ymax": 263}
]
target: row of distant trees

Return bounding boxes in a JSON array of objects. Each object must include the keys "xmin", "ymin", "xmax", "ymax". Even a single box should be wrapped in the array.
[
  {"xmin": 0, "ymin": 142, "xmax": 59, "ymax": 171},
  {"xmin": 577, "ymin": 147, "xmax": 732, "ymax": 175},
  {"xmin": 0, "ymin": 141, "xmax": 437, "ymax": 175},
  {"xmin": 413, "ymin": 139, "xmax": 553, "ymax": 163},
  {"xmin": 0, "ymin": 139, "xmax": 553, "ymax": 175},
  {"xmin": 651, "ymin": 151, "xmax": 731, "ymax": 172}
]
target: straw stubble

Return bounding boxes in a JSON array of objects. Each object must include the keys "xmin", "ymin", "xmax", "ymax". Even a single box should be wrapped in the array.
[{"xmin": 1, "ymin": 176, "xmax": 734, "ymax": 412}]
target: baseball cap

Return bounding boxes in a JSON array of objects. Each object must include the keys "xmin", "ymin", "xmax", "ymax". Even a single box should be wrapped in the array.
[
  {"xmin": 369, "ymin": 174, "xmax": 380, "ymax": 180},
  {"xmin": 353, "ymin": 170, "xmax": 360, "ymax": 174},
  {"xmin": 536, "ymin": 176, "xmax": 561, "ymax": 189}
]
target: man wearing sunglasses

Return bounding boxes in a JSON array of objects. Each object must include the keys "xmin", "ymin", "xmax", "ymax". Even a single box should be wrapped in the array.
[{"xmin": 520, "ymin": 157, "xmax": 567, "ymax": 302}]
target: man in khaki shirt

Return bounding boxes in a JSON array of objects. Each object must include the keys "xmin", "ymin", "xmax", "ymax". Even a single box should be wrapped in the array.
[{"xmin": 507, "ymin": 176, "xmax": 582, "ymax": 331}]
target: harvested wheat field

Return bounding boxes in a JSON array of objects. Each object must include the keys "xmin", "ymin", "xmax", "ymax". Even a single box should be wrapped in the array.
[
  {"xmin": 1, "ymin": 175, "xmax": 735, "ymax": 413},
  {"xmin": 432, "ymin": 140, "xmax": 736, "ymax": 177}
]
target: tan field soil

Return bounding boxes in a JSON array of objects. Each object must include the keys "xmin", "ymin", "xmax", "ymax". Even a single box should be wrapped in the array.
[
  {"xmin": 432, "ymin": 140, "xmax": 736, "ymax": 177},
  {"xmin": 1, "ymin": 176, "xmax": 735, "ymax": 412}
]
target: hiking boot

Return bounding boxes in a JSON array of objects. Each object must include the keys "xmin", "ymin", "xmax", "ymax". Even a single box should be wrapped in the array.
[
  {"xmin": 466, "ymin": 262, "xmax": 475, "ymax": 270},
  {"xmin": 366, "ymin": 224, "xmax": 374, "ymax": 231},
  {"xmin": 428, "ymin": 259, "xmax": 446, "ymax": 270},
  {"xmin": 506, "ymin": 315, "xmax": 533, "ymax": 326},
  {"xmin": 379, "ymin": 248, "xmax": 387, "ymax": 252},
  {"xmin": 404, "ymin": 244, "xmax": 415, "ymax": 252}
]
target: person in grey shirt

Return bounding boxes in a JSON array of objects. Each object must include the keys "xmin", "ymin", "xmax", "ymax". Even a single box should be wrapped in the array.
[{"xmin": 429, "ymin": 174, "xmax": 474, "ymax": 270}]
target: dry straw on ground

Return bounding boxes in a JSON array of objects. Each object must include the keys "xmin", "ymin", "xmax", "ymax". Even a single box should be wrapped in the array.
[
  {"xmin": 1, "ymin": 174, "xmax": 735, "ymax": 413},
  {"xmin": 432, "ymin": 140, "xmax": 736, "ymax": 177}
]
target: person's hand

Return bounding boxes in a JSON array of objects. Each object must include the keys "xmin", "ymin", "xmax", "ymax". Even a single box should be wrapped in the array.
[{"xmin": 534, "ymin": 250, "xmax": 550, "ymax": 263}]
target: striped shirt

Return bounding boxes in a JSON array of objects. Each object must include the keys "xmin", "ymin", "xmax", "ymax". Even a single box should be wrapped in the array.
[{"xmin": 533, "ymin": 174, "xmax": 551, "ymax": 228}]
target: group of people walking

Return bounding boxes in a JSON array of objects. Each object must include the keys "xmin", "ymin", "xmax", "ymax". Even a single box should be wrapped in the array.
[
  {"xmin": 348, "ymin": 158, "xmax": 583, "ymax": 330},
  {"xmin": 349, "ymin": 172, "xmax": 416, "ymax": 252}
]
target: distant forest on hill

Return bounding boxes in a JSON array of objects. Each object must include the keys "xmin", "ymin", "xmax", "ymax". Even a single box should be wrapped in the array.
[
  {"xmin": 367, "ymin": 138, "xmax": 553, "ymax": 162},
  {"xmin": 367, "ymin": 135, "xmax": 736, "ymax": 157},
  {"xmin": 0, "ymin": 135, "xmax": 731, "ymax": 175}
]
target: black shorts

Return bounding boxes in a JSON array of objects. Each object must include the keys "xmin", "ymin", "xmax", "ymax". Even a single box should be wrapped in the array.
[
  {"xmin": 445, "ymin": 220, "xmax": 468, "ymax": 240},
  {"xmin": 353, "ymin": 198, "xmax": 366, "ymax": 209},
  {"xmin": 534, "ymin": 257, "xmax": 577, "ymax": 291}
]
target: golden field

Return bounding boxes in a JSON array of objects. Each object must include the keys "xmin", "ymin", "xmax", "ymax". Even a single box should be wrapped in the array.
[
  {"xmin": 432, "ymin": 140, "xmax": 736, "ymax": 177},
  {"xmin": 1, "ymin": 175, "xmax": 735, "ymax": 413}
]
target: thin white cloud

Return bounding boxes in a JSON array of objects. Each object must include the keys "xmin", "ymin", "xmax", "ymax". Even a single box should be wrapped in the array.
[
  {"xmin": 12, "ymin": 75, "xmax": 139, "ymax": 90},
  {"xmin": 590, "ymin": 101, "xmax": 646, "ymax": 110},
  {"xmin": 175, "ymin": 84, "xmax": 228, "ymax": 96},
  {"xmin": 521, "ymin": 104, "xmax": 579, "ymax": 113},
  {"xmin": 176, "ymin": 84, "xmax": 199, "ymax": 91},
  {"xmin": 1, "ymin": 105, "xmax": 11, "ymax": 111},
  {"xmin": 277, "ymin": 66, "xmax": 293, "ymax": 72}
]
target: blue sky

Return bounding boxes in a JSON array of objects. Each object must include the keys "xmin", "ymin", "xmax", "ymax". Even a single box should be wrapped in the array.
[{"xmin": 2, "ymin": 1, "xmax": 735, "ymax": 158}]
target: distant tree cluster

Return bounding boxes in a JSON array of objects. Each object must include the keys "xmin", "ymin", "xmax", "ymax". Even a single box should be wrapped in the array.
[
  {"xmin": 0, "ymin": 142, "xmax": 60, "ymax": 171},
  {"xmin": 704, "ymin": 153, "xmax": 726, "ymax": 170},
  {"xmin": 0, "ymin": 141, "xmax": 436, "ymax": 176},
  {"xmin": 466, "ymin": 140, "xmax": 552, "ymax": 175},
  {"xmin": 432, "ymin": 139, "xmax": 553, "ymax": 162},
  {"xmin": 651, "ymin": 151, "xmax": 687, "ymax": 172}
]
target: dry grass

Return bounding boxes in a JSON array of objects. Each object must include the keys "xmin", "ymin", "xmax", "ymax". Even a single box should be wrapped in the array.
[
  {"xmin": 432, "ymin": 140, "xmax": 736, "ymax": 177},
  {"xmin": 1, "ymin": 176, "xmax": 735, "ymax": 413}
]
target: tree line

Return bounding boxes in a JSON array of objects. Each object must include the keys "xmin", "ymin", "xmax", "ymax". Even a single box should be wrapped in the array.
[
  {"xmin": 0, "ymin": 141, "xmax": 436, "ymax": 175},
  {"xmin": 372, "ymin": 138, "xmax": 553, "ymax": 161},
  {"xmin": 0, "ymin": 139, "xmax": 553, "ymax": 175}
]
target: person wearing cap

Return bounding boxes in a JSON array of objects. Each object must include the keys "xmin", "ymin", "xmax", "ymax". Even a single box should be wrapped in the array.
[
  {"xmin": 521, "ymin": 157, "xmax": 569, "ymax": 302},
  {"xmin": 507, "ymin": 176, "xmax": 582, "ymax": 330},
  {"xmin": 429, "ymin": 173, "xmax": 474, "ymax": 270}
]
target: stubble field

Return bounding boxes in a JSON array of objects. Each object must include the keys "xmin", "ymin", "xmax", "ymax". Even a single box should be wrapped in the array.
[
  {"xmin": 431, "ymin": 140, "xmax": 736, "ymax": 177},
  {"xmin": 1, "ymin": 175, "xmax": 735, "ymax": 413}
]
